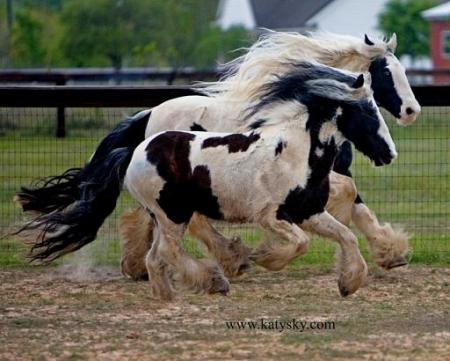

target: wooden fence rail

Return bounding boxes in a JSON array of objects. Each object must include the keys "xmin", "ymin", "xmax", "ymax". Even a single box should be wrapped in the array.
[
  {"xmin": 1, "ymin": 85, "xmax": 449, "ymax": 137},
  {"xmin": 0, "ymin": 68, "xmax": 218, "ymax": 85}
]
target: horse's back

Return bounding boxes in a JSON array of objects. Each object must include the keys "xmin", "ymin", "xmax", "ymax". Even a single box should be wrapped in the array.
[{"xmin": 146, "ymin": 95, "xmax": 243, "ymax": 138}]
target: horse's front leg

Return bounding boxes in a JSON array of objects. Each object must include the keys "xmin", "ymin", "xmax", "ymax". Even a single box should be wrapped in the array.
[
  {"xmin": 187, "ymin": 213, "xmax": 251, "ymax": 277},
  {"xmin": 251, "ymin": 216, "xmax": 310, "ymax": 271},
  {"xmin": 301, "ymin": 211, "xmax": 368, "ymax": 297}
]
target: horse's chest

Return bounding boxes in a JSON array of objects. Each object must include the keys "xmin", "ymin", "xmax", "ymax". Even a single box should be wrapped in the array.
[{"xmin": 276, "ymin": 141, "xmax": 337, "ymax": 224}]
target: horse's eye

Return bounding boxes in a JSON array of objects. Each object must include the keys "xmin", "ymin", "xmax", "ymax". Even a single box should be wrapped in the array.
[{"xmin": 384, "ymin": 69, "xmax": 391, "ymax": 77}]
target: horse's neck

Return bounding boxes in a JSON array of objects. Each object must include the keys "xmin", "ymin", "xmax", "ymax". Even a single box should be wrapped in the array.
[
  {"xmin": 264, "ymin": 105, "xmax": 344, "ymax": 170},
  {"xmin": 307, "ymin": 37, "xmax": 371, "ymax": 72}
]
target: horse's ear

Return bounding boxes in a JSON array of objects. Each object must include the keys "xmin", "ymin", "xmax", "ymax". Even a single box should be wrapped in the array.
[
  {"xmin": 387, "ymin": 33, "xmax": 397, "ymax": 52},
  {"xmin": 364, "ymin": 34, "xmax": 375, "ymax": 46},
  {"xmin": 352, "ymin": 74, "xmax": 365, "ymax": 89}
]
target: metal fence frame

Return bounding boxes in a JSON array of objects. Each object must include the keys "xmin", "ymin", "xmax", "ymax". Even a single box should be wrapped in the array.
[{"xmin": 0, "ymin": 84, "xmax": 449, "ymax": 265}]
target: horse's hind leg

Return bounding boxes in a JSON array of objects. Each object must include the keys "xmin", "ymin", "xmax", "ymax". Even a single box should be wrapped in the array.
[
  {"xmin": 150, "ymin": 212, "xmax": 230, "ymax": 298},
  {"xmin": 119, "ymin": 207, "xmax": 154, "ymax": 280},
  {"xmin": 119, "ymin": 209, "xmax": 250, "ymax": 280},
  {"xmin": 327, "ymin": 171, "xmax": 409, "ymax": 270},
  {"xmin": 351, "ymin": 201, "xmax": 409, "ymax": 270},
  {"xmin": 187, "ymin": 213, "xmax": 251, "ymax": 277},
  {"xmin": 301, "ymin": 211, "xmax": 368, "ymax": 297},
  {"xmin": 251, "ymin": 217, "xmax": 309, "ymax": 271}
]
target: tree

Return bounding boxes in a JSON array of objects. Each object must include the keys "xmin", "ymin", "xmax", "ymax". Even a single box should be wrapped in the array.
[
  {"xmin": 3, "ymin": 0, "xmax": 251, "ymax": 69},
  {"xmin": 132, "ymin": 0, "xmax": 250, "ymax": 69},
  {"xmin": 3, "ymin": 5, "xmax": 66, "ymax": 68},
  {"xmin": 0, "ymin": 5, "xmax": 9, "ymax": 67},
  {"xmin": 61, "ymin": 0, "xmax": 160, "ymax": 69},
  {"xmin": 10, "ymin": 10, "xmax": 46, "ymax": 66},
  {"xmin": 378, "ymin": 0, "xmax": 438, "ymax": 60}
]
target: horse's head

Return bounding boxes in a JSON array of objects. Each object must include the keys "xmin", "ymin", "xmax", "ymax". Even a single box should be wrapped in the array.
[
  {"xmin": 243, "ymin": 62, "xmax": 397, "ymax": 166},
  {"xmin": 337, "ymin": 73, "xmax": 397, "ymax": 166},
  {"xmin": 365, "ymin": 34, "xmax": 421, "ymax": 126}
]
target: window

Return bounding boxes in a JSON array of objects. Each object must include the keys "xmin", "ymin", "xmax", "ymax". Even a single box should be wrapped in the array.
[{"xmin": 441, "ymin": 31, "xmax": 450, "ymax": 58}]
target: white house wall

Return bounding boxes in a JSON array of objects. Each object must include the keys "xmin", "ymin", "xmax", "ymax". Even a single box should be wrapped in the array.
[
  {"xmin": 306, "ymin": 0, "xmax": 389, "ymax": 38},
  {"xmin": 216, "ymin": 0, "xmax": 256, "ymax": 30}
]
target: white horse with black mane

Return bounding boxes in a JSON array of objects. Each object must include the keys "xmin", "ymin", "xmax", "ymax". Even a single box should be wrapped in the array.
[{"xmin": 15, "ymin": 31, "xmax": 419, "ymax": 281}]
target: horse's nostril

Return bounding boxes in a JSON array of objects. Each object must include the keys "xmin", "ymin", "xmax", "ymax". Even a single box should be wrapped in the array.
[{"xmin": 406, "ymin": 107, "xmax": 414, "ymax": 115}]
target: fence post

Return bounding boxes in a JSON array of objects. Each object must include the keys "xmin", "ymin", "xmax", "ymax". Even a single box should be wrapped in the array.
[
  {"xmin": 56, "ymin": 78, "xmax": 66, "ymax": 138},
  {"xmin": 56, "ymin": 107, "xmax": 65, "ymax": 138}
]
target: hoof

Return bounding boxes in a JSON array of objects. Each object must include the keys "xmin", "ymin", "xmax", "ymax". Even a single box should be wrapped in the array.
[
  {"xmin": 236, "ymin": 262, "xmax": 251, "ymax": 276},
  {"xmin": 337, "ymin": 263, "xmax": 367, "ymax": 298},
  {"xmin": 382, "ymin": 256, "xmax": 408, "ymax": 270},
  {"xmin": 218, "ymin": 284, "xmax": 230, "ymax": 296},
  {"xmin": 338, "ymin": 280, "xmax": 350, "ymax": 297},
  {"xmin": 208, "ymin": 277, "xmax": 230, "ymax": 296},
  {"xmin": 250, "ymin": 252, "xmax": 286, "ymax": 271},
  {"xmin": 221, "ymin": 237, "xmax": 252, "ymax": 278},
  {"xmin": 150, "ymin": 284, "xmax": 174, "ymax": 301}
]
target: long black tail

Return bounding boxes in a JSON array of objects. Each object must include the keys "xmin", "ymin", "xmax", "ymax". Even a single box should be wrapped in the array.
[
  {"xmin": 15, "ymin": 168, "xmax": 82, "ymax": 214},
  {"xmin": 15, "ymin": 110, "xmax": 151, "ymax": 262},
  {"xmin": 15, "ymin": 109, "xmax": 152, "ymax": 215}
]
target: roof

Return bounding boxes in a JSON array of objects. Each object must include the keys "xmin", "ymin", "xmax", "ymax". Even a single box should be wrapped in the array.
[
  {"xmin": 249, "ymin": 0, "xmax": 334, "ymax": 30},
  {"xmin": 422, "ymin": 1, "xmax": 450, "ymax": 20}
]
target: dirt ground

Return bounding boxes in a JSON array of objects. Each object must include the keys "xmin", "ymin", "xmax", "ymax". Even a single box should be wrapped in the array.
[{"xmin": 0, "ymin": 264, "xmax": 449, "ymax": 361}]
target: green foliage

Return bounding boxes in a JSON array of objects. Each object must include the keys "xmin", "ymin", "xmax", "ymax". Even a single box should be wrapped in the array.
[
  {"xmin": 60, "ymin": 0, "xmax": 160, "ymax": 68},
  {"xmin": 378, "ymin": 0, "xmax": 438, "ymax": 59},
  {"xmin": 0, "ymin": 6, "xmax": 9, "ymax": 67},
  {"xmin": 7, "ymin": 7, "xmax": 65, "ymax": 68},
  {"xmin": 11, "ymin": 11, "xmax": 45, "ymax": 66},
  {"xmin": 1, "ymin": 0, "xmax": 251, "ymax": 69},
  {"xmin": 130, "ymin": 1, "xmax": 251, "ymax": 68},
  {"xmin": 15, "ymin": 0, "xmax": 63, "ymax": 11}
]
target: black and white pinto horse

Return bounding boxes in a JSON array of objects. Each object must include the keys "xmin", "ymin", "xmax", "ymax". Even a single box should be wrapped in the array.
[
  {"xmin": 16, "ymin": 62, "xmax": 397, "ymax": 299},
  {"xmin": 15, "ymin": 31, "xmax": 419, "ymax": 278}
]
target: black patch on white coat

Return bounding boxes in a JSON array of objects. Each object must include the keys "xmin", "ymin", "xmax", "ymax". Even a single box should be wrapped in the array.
[
  {"xmin": 202, "ymin": 132, "xmax": 260, "ymax": 153},
  {"xmin": 275, "ymin": 140, "xmax": 286, "ymax": 156},
  {"xmin": 248, "ymin": 119, "xmax": 266, "ymax": 129},
  {"xmin": 369, "ymin": 57, "xmax": 402, "ymax": 119},
  {"xmin": 333, "ymin": 141, "xmax": 353, "ymax": 177},
  {"xmin": 190, "ymin": 122, "xmax": 207, "ymax": 131},
  {"xmin": 146, "ymin": 131, "xmax": 223, "ymax": 224},
  {"xmin": 276, "ymin": 106, "xmax": 339, "ymax": 224},
  {"xmin": 333, "ymin": 141, "xmax": 365, "ymax": 205}
]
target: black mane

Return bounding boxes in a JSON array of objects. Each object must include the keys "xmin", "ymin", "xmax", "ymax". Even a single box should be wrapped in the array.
[{"xmin": 246, "ymin": 62, "xmax": 358, "ymax": 119}]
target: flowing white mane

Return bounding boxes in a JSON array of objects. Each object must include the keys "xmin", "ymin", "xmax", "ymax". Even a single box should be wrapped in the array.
[{"xmin": 198, "ymin": 30, "xmax": 394, "ymax": 102}]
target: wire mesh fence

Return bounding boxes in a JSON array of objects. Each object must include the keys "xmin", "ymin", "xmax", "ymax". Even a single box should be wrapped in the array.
[{"xmin": 0, "ymin": 103, "xmax": 449, "ymax": 267}]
